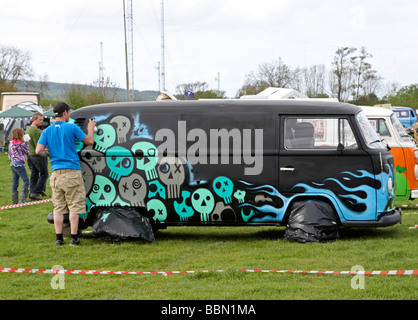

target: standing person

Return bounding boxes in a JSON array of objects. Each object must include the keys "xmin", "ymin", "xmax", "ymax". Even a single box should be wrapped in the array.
[
  {"xmin": 8, "ymin": 128, "xmax": 30, "ymax": 204},
  {"xmin": 26, "ymin": 112, "xmax": 49, "ymax": 200},
  {"xmin": 36, "ymin": 102, "xmax": 96, "ymax": 246}
]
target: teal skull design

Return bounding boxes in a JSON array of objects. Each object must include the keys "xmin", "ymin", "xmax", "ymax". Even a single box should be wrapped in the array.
[
  {"xmin": 105, "ymin": 146, "xmax": 134, "ymax": 181},
  {"xmin": 94, "ymin": 124, "xmax": 116, "ymax": 153},
  {"xmin": 131, "ymin": 141, "xmax": 158, "ymax": 180}
]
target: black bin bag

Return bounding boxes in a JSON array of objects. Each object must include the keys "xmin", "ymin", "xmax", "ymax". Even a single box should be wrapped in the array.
[
  {"xmin": 284, "ymin": 200, "xmax": 339, "ymax": 243},
  {"xmin": 92, "ymin": 207, "xmax": 155, "ymax": 242}
]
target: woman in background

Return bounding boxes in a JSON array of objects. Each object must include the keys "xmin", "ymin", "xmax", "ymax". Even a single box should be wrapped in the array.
[{"xmin": 9, "ymin": 128, "xmax": 30, "ymax": 204}]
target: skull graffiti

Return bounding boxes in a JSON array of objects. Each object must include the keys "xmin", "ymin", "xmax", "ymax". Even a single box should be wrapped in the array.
[
  {"xmin": 110, "ymin": 115, "xmax": 130, "ymax": 143},
  {"xmin": 92, "ymin": 156, "xmax": 107, "ymax": 173},
  {"xmin": 147, "ymin": 199, "xmax": 167, "ymax": 223},
  {"xmin": 118, "ymin": 173, "xmax": 147, "ymax": 206},
  {"xmin": 81, "ymin": 145, "xmax": 105, "ymax": 173},
  {"xmin": 233, "ymin": 189, "xmax": 246, "ymax": 203},
  {"xmin": 106, "ymin": 146, "xmax": 134, "ymax": 181},
  {"xmin": 191, "ymin": 188, "xmax": 215, "ymax": 224},
  {"xmin": 213, "ymin": 176, "xmax": 234, "ymax": 204},
  {"xmin": 211, "ymin": 202, "xmax": 236, "ymax": 223},
  {"xmin": 131, "ymin": 141, "xmax": 158, "ymax": 180},
  {"xmin": 88, "ymin": 175, "xmax": 116, "ymax": 206},
  {"xmin": 174, "ymin": 190, "xmax": 194, "ymax": 222},
  {"xmin": 148, "ymin": 180, "xmax": 166, "ymax": 199},
  {"xmin": 94, "ymin": 124, "xmax": 116, "ymax": 153},
  {"xmin": 158, "ymin": 157, "xmax": 185, "ymax": 199}
]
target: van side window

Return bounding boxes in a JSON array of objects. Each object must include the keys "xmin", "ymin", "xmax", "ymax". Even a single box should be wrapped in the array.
[
  {"xmin": 397, "ymin": 111, "xmax": 409, "ymax": 117},
  {"xmin": 368, "ymin": 118, "xmax": 391, "ymax": 137},
  {"xmin": 284, "ymin": 117, "xmax": 358, "ymax": 150}
]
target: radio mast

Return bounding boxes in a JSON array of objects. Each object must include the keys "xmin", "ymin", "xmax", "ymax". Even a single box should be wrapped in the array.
[
  {"xmin": 123, "ymin": 0, "xmax": 134, "ymax": 101},
  {"xmin": 160, "ymin": 0, "xmax": 166, "ymax": 91},
  {"xmin": 99, "ymin": 42, "xmax": 105, "ymax": 87}
]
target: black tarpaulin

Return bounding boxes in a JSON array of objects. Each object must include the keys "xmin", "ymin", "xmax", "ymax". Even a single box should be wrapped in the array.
[
  {"xmin": 284, "ymin": 199, "xmax": 339, "ymax": 243},
  {"xmin": 92, "ymin": 207, "xmax": 155, "ymax": 242}
]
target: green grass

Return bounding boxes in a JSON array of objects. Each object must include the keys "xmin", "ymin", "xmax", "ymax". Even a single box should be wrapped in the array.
[{"xmin": 0, "ymin": 152, "xmax": 416, "ymax": 300}]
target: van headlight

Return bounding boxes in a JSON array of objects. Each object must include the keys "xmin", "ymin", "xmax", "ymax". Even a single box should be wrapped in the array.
[{"xmin": 388, "ymin": 177, "xmax": 393, "ymax": 195}]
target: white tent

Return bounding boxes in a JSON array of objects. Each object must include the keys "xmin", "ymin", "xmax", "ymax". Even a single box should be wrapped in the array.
[{"xmin": 0, "ymin": 101, "xmax": 45, "ymax": 142}]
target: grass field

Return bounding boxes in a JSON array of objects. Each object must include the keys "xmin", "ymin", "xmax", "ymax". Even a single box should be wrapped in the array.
[{"xmin": 0, "ymin": 152, "xmax": 416, "ymax": 300}]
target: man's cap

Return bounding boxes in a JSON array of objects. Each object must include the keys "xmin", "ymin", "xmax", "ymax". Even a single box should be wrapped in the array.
[{"xmin": 53, "ymin": 102, "xmax": 73, "ymax": 115}]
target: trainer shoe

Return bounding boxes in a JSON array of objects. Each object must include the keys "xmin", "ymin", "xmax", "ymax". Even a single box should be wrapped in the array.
[
  {"xmin": 56, "ymin": 239, "xmax": 64, "ymax": 246},
  {"xmin": 69, "ymin": 238, "xmax": 81, "ymax": 246}
]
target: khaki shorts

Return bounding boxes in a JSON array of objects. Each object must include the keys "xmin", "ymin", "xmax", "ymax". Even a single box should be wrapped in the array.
[{"xmin": 50, "ymin": 169, "xmax": 86, "ymax": 215}]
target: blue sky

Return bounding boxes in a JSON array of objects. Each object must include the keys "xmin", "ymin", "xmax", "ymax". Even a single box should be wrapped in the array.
[{"xmin": 2, "ymin": 0, "xmax": 418, "ymax": 98}]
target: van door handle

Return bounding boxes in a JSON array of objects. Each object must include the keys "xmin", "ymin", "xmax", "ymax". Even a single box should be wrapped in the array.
[{"xmin": 280, "ymin": 167, "xmax": 295, "ymax": 172}]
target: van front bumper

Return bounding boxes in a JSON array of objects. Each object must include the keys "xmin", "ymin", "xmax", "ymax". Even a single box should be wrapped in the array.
[{"xmin": 341, "ymin": 208, "xmax": 401, "ymax": 227}]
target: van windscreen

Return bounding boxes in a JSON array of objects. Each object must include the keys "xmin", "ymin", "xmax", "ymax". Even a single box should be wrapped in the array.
[
  {"xmin": 356, "ymin": 111, "xmax": 385, "ymax": 149},
  {"xmin": 390, "ymin": 114, "xmax": 413, "ymax": 143}
]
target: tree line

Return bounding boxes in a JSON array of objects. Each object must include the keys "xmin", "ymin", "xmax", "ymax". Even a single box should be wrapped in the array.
[
  {"xmin": 236, "ymin": 46, "xmax": 384, "ymax": 105},
  {"xmin": 175, "ymin": 46, "xmax": 413, "ymax": 107},
  {"xmin": 0, "ymin": 45, "xmax": 120, "ymax": 108},
  {"xmin": 1, "ymin": 44, "xmax": 417, "ymax": 108}
]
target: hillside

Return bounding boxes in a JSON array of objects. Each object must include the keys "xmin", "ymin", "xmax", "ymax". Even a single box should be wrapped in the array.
[{"xmin": 15, "ymin": 80, "xmax": 160, "ymax": 102}]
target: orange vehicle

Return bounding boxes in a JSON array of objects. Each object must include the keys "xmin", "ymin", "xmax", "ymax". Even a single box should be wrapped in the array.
[{"xmin": 362, "ymin": 106, "xmax": 418, "ymax": 200}]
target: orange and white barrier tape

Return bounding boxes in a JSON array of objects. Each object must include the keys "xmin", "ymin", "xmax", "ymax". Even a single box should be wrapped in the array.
[
  {"xmin": 0, "ymin": 268, "xmax": 416, "ymax": 275},
  {"xmin": 0, "ymin": 199, "xmax": 52, "ymax": 210}
]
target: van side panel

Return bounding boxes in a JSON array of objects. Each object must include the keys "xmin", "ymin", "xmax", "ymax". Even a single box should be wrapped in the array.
[
  {"xmin": 77, "ymin": 110, "xmax": 283, "ymax": 227},
  {"xmin": 390, "ymin": 147, "xmax": 410, "ymax": 200},
  {"xmin": 403, "ymin": 146, "xmax": 418, "ymax": 199}
]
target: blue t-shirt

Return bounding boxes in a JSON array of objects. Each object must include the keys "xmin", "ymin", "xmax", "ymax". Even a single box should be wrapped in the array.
[{"xmin": 38, "ymin": 121, "xmax": 87, "ymax": 172}]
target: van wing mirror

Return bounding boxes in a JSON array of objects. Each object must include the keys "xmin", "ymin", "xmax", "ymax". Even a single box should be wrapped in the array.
[
  {"xmin": 381, "ymin": 139, "xmax": 391, "ymax": 151},
  {"xmin": 337, "ymin": 143, "xmax": 344, "ymax": 153}
]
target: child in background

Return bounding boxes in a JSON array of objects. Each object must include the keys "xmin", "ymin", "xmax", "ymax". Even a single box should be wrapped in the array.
[{"xmin": 9, "ymin": 128, "xmax": 30, "ymax": 204}]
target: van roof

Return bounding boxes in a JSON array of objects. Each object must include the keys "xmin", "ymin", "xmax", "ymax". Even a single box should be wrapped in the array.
[
  {"xmin": 391, "ymin": 106, "xmax": 413, "ymax": 110},
  {"xmin": 361, "ymin": 106, "xmax": 393, "ymax": 116},
  {"xmin": 72, "ymin": 100, "xmax": 361, "ymax": 117}
]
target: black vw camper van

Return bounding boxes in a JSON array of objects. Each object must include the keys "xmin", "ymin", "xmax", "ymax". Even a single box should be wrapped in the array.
[{"xmin": 68, "ymin": 99, "xmax": 400, "ymax": 237}]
